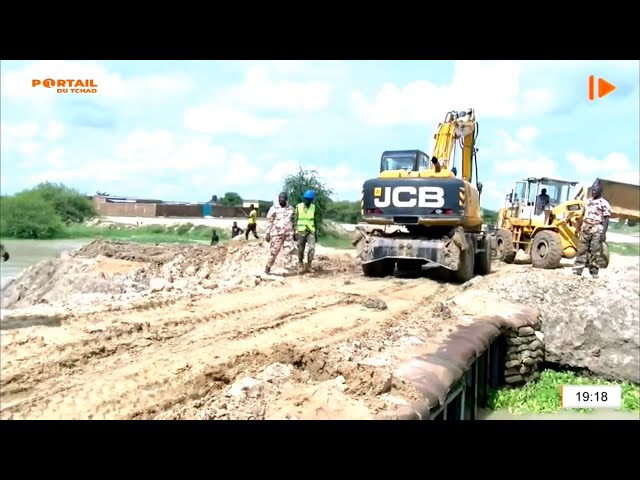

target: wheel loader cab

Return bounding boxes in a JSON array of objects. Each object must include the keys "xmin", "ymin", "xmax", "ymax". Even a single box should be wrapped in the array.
[{"xmin": 507, "ymin": 177, "xmax": 578, "ymax": 222}]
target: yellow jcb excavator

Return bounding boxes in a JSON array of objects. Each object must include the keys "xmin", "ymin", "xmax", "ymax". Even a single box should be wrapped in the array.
[
  {"xmin": 494, "ymin": 176, "xmax": 640, "ymax": 269},
  {"xmin": 354, "ymin": 108, "xmax": 492, "ymax": 283}
]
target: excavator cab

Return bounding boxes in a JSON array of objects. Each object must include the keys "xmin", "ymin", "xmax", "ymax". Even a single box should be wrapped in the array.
[{"xmin": 379, "ymin": 150, "xmax": 430, "ymax": 174}]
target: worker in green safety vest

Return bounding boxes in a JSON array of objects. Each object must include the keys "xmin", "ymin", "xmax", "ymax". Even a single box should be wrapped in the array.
[{"xmin": 294, "ymin": 190, "xmax": 317, "ymax": 274}]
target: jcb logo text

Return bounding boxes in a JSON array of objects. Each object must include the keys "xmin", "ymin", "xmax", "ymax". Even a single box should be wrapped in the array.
[{"xmin": 374, "ymin": 186, "xmax": 445, "ymax": 208}]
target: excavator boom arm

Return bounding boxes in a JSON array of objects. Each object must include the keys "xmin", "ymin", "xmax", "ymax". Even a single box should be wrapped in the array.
[{"xmin": 429, "ymin": 109, "xmax": 477, "ymax": 183}]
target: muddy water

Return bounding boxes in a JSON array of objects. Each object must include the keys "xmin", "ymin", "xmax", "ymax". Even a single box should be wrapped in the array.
[{"xmin": 0, "ymin": 239, "xmax": 90, "ymax": 289}]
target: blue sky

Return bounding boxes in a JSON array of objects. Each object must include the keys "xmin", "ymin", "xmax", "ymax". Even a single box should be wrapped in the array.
[{"xmin": 1, "ymin": 60, "xmax": 638, "ymax": 211}]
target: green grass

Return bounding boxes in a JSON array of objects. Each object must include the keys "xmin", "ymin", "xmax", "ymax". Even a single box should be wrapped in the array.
[
  {"xmin": 16, "ymin": 223, "xmax": 232, "ymax": 245},
  {"xmin": 608, "ymin": 242, "xmax": 640, "ymax": 256},
  {"xmin": 318, "ymin": 231, "xmax": 354, "ymax": 249},
  {"xmin": 1, "ymin": 221, "xmax": 356, "ymax": 249},
  {"xmin": 488, "ymin": 370, "xmax": 640, "ymax": 415}
]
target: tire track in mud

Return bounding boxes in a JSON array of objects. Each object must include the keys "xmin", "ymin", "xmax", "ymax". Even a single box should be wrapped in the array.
[
  {"xmin": 0, "ymin": 289, "xmax": 341, "ymax": 397},
  {"xmin": 1, "ymin": 276, "xmax": 455, "ymax": 420},
  {"xmin": 1, "ymin": 279, "xmax": 413, "ymax": 407}
]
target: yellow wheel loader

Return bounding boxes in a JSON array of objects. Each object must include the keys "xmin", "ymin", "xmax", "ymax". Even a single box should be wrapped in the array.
[{"xmin": 494, "ymin": 177, "xmax": 640, "ymax": 270}]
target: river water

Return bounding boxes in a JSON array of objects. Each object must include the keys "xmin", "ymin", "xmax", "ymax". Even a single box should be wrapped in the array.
[
  {"xmin": 0, "ymin": 239, "xmax": 90, "ymax": 289},
  {"xmin": 1, "ymin": 239, "xmax": 638, "ymax": 420}
]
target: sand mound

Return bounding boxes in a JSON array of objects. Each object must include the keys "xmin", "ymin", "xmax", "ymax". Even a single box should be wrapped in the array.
[{"xmin": 1, "ymin": 239, "xmax": 355, "ymax": 312}]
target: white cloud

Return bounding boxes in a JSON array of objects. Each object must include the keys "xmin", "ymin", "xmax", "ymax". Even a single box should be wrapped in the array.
[
  {"xmin": 226, "ymin": 67, "xmax": 331, "ymax": 113},
  {"xmin": 266, "ymin": 160, "xmax": 300, "ymax": 183},
  {"xmin": 494, "ymin": 126, "xmax": 557, "ymax": 179},
  {"xmin": 266, "ymin": 161, "xmax": 365, "ymax": 200},
  {"xmin": 350, "ymin": 60, "xmax": 639, "ymax": 127},
  {"xmin": 351, "ymin": 61, "xmax": 547, "ymax": 126},
  {"xmin": 1, "ymin": 120, "xmax": 68, "ymax": 163},
  {"xmin": 183, "ymin": 104, "xmax": 286, "ymax": 138},
  {"xmin": 30, "ymin": 160, "xmax": 125, "ymax": 185},
  {"xmin": 182, "ymin": 65, "xmax": 334, "ymax": 138},
  {"xmin": 567, "ymin": 152, "xmax": 638, "ymax": 185},
  {"xmin": 43, "ymin": 121, "xmax": 65, "ymax": 141},
  {"xmin": 1, "ymin": 122, "xmax": 39, "ymax": 138},
  {"xmin": 17, "ymin": 141, "xmax": 41, "ymax": 156},
  {"xmin": 45, "ymin": 148, "xmax": 66, "ymax": 169}
]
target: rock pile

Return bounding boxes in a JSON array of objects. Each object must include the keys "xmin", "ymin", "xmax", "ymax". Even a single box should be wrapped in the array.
[{"xmin": 503, "ymin": 325, "xmax": 545, "ymax": 386}]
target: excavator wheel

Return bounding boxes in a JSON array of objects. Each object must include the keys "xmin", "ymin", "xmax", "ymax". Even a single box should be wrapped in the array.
[
  {"xmin": 494, "ymin": 229, "xmax": 516, "ymax": 264},
  {"xmin": 530, "ymin": 230, "xmax": 563, "ymax": 269},
  {"xmin": 452, "ymin": 243, "xmax": 475, "ymax": 283},
  {"xmin": 362, "ymin": 259, "xmax": 395, "ymax": 277},
  {"xmin": 474, "ymin": 238, "xmax": 492, "ymax": 275}
]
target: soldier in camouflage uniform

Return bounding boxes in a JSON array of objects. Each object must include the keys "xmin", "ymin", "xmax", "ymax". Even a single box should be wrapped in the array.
[
  {"xmin": 264, "ymin": 192, "xmax": 296, "ymax": 274},
  {"xmin": 573, "ymin": 183, "xmax": 611, "ymax": 278}
]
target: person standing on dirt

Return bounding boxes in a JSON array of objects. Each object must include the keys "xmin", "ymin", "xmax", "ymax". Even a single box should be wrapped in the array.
[
  {"xmin": 294, "ymin": 190, "xmax": 317, "ymax": 274},
  {"xmin": 210, "ymin": 229, "xmax": 219, "ymax": 246},
  {"xmin": 245, "ymin": 204, "xmax": 259, "ymax": 240},
  {"xmin": 573, "ymin": 183, "xmax": 611, "ymax": 278},
  {"xmin": 264, "ymin": 193, "xmax": 295, "ymax": 275},
  {"xmin": 231, "ymin": 221, "xmax": 244, "ymax": 238}
]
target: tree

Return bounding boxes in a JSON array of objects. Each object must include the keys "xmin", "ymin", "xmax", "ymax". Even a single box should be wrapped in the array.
[
  {"xmin": 325, "ymin": 200, "xmax": 362, "ymax": 224},
  {"xmin": 0, "ymin": 182, "xmax": 97, "ymax": 238},
  {"xmin": 217, "ymin": 192, "xmax": 243, "ymax": 207},
  {"xmin": 0, "ymin": 191, "xmax": 65, "ymax": 239},
  {"xmin": 281, "ymin": 168, "xmax": 334, "ymax": 235},
  {"xmin": 31, "ymin": 182, "xmax": 96, "ymax": 224}
]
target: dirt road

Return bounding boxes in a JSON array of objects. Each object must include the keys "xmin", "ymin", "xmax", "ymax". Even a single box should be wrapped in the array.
[
  {"xmin": 2, "ymin": 238, "xmax": 636, "ymax": 420},
  {"xmin": 2, "ymin": 239, "xmax": 488, "ymax": 420}
]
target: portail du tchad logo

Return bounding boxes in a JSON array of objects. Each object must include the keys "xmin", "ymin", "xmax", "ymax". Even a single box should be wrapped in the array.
[{"xmin": 32, "ymin": 79, "xmax": 98, "ymax": 94}]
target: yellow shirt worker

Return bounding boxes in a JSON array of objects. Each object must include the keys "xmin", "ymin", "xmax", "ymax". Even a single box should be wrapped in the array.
[{"xmin": 245, "ymin": 204, "xmax": 259, "ymax": 240}]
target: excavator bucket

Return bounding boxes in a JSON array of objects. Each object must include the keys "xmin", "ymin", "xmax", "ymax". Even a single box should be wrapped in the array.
[{"xmin": 595, "ymin": 178, "xmax": 640, "ymax": 221}]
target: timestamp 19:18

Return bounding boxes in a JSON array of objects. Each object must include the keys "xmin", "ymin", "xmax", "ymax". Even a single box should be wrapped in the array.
[{"xmin": 561, "ymin": 385, "xmax": 621, "ymax": 409}]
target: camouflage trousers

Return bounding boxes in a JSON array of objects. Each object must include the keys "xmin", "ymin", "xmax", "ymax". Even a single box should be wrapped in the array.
[
  {"xmin": 266, "ymin": 234, "xmax": 296, "ymax": 270},
  {"xmin": 573, "ymin": 228, "xmax": 604, "ymax": 275},
  {"xmin": 296, "ymin": 232, "xmax": 316, "ymax": 265}
]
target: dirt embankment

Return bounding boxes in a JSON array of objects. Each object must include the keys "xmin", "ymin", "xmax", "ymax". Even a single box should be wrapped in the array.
[
  {"xmin": 1, "ymin": 238, "xmax": 355, "ymax": 316},
  {"xmin": 467, "ymin": 254, "xmax": 640, "ymax": 383},
  {"xmin": 1, "ymin": 239, "xmax": 462, "ymax": 419},
  {"xmin": 1, "ymin": 239, "xmax": 637, "ymax": 420}
]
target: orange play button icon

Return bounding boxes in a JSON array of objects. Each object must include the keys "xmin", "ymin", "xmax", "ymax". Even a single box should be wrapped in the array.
[{"xmin": 588, "ymin": 75, "xmax": 616, "ymax": 101}]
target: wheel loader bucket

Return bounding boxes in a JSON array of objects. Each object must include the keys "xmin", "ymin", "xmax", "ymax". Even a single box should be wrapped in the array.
[{"xmin": 596, "ymin": 178, "xmax": 640, "ymax": 221}]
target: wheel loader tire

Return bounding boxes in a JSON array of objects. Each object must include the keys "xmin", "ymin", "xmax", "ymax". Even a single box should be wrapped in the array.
[
  {"xmin": 495, "ymin": 229, "xmax": 516, "ymax": 264},
  {"xmin": 453, "ymin": 243, "xmax": 475, "ymax": 283},
  {"xmin": 362, "ymin": 259, "xmax": 395, "ymax": 277},
  {"xmin": 602, "ymin": 241, "xmax": 610, "ymax": 269},
  {"xmin": 531, "ymin": 230, "xmax": 563, "ymax": 269},
  {"xmin": 474, "ymin": 239, "xmax": 492, "ymax": 275}
]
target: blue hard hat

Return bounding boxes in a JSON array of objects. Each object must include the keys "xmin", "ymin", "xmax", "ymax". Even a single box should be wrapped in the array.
[{"xmin": 303, "ymin": 190, "xmax": 315, "ymax": 200}]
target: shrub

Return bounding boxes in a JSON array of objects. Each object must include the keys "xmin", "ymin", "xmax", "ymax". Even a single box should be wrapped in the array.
[{"xmin": 0, "ymin": 192, "xmax": 65, "ymax": 239}]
